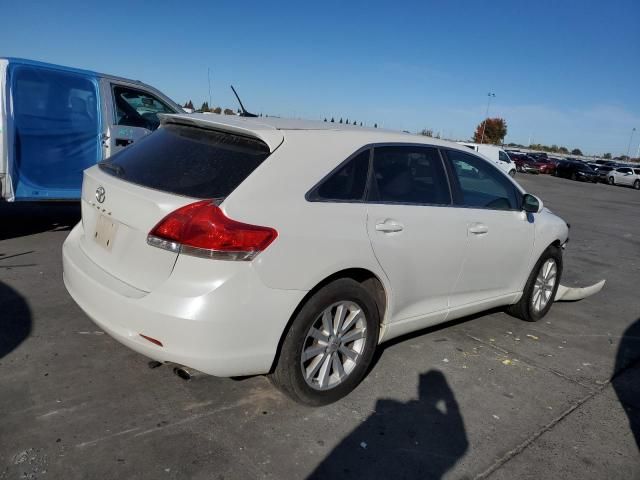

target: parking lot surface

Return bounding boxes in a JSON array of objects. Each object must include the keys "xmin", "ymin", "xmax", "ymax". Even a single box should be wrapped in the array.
[{"xmin": 1, "ymin": 174, "xmax": 639, "ymax": 479}]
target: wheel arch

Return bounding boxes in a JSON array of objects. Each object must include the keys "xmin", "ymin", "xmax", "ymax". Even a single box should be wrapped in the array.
[{"xmin": 268, "ymin": 268, "xmax": 388, "ymax": 373}]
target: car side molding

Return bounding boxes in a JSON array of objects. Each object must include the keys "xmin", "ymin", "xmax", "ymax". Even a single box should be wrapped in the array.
[{"xmin": 554, "ymin": 280, "xmax": 606, "ymax": 302}]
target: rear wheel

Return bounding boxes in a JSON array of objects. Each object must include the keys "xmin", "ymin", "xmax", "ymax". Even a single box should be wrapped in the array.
[
  {"xmin": 507, "ymin": 246, "xmax": 562, "ymax": 322},
  {"xmin": 571, "ymin": 172, "xmax": 577, "ymax": 181},
  {"xmin": 270, "ymin": 279, "xmax": 379, "ymax": 405},
  {"xmin": 634, "ymin": 180, "xmax": 640, "ymax": 190}
]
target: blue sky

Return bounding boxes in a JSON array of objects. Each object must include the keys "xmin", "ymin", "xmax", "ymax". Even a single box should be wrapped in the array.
[{"xmin": 3, "ymin": 0, "xmax": 639, "ymax": 155}]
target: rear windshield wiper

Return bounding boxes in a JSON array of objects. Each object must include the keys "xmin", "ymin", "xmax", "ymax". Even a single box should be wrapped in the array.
[{"xmin": 98, "ymin": 161, "xmax": 125, "ymax": 177}]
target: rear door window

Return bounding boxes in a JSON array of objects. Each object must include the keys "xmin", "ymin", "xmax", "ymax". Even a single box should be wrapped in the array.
[
  {"xmin": 445, "ymin": 149, "xmax": 518, "ymax": 210},
  {"xmin": 307, "ymin": 150, "xmax": 370, "ymax": 201},
  {"xmin": 99, "ymin": 124, "xmax": 270, "ymax": 198},
  {"xmin": 368, "ymin": 146, "xmax": 451, "ymax": 205}
]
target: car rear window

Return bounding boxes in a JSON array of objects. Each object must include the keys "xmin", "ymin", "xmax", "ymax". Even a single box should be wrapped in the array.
[{"xmin": 99, "ymin": 124, "xmax": 270, "ymax": 198}]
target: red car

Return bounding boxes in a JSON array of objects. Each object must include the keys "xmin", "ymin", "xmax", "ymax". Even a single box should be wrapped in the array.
[
  {"xmin": 531, "ymin": 158, "xmax": 556, "ymax": 175},
  {"xmin": 511, "ymin": 154, "xmax": 540, "ymax": 174}
]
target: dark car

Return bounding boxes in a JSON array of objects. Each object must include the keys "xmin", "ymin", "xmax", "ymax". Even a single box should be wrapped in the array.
[
  {"xmin": 555, "ymin": 160, "xmax": 598, "ymax": 182},
  {"xmin": 593, "ymin": 165, "xmax": 615, "ymax": 182}
]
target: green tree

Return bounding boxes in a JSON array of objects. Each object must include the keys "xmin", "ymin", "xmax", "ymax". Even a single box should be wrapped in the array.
[
  {"xmin": 330, "ymin": 117, "xmax": 335, "ymax": 123},
  {"xmin": 200, "ymin": 101, "xmax": 210, "ymax": 112},
  {"xmin": 472, "ymin": 118, "xmax": 507, "ymax": 144},
  {"xmin": 374, "ymin": 123, "xmax": 378, "ymax": 128},
  {"xmin": 420, "ymin": 128, "xmax": 434, "ymax": 137},
  {"xmin": 339, "ymin": 118, "xmax": 343, "ymax": 124},
  {"xmin": 212, "ymin": 106, "xmax": 222, "ymax": 114},
  {"xmin": 324, "ymin": 118, "xmax": 327, "ymax": 122},
  {"xmin": 223, "ymin": 108, "xmax": 235, "ymax": 115},
  {"xmin": 603, "ymin": 152, "xmax": 612, "ymax": 159},
  {"xmin": 571, "ymin": 148, "xmax": 583, "ymax": 156}
]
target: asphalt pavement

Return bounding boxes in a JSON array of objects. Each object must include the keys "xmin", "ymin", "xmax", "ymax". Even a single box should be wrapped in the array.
[{"xmin": 1, "ymin": 174, "xmax": 639, "ymax": 479}]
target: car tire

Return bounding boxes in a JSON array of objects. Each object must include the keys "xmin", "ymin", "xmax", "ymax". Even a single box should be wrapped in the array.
[
  {"xmin": 634, "ymin": 180, "xmax": 640, "ymax": 190},
  {"xmin": 507, "ymin": 245, "xmax": 563, "ymax": 322},
  {"xmin": 270, "ymin": 278, "xmax": 380, "ymax": 405},
  {"xmin": 509, "ymin": 169, "xmax": 516, "ymax": 177},
  {"xmin": 608, "ymin": 176, "xmax": 615, "ymax": 185},
  {"xmin": 571, "ymin": 172, "xmax": 577, "ymax": 181}
]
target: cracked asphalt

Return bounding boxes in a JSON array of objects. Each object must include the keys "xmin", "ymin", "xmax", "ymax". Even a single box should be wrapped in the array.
[{"xmin": 1, "ymin": 173, "xmax": 639, "ymax": 479}]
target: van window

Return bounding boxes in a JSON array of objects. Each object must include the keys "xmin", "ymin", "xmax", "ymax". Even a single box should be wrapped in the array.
[
  {"xmin": 99, "ymin": 124, "xmax": 270, "ymax": 199},
  {"xmin": 498, "ymin": 151, "xmax": 511, "ymax": 163},
  {"xmin": 112, "ymin": 85, "xmax": 175, "ymax": 131},
  {"xmin": 10, "ymin": 65, "xmax": 100, "ymax": 196}
]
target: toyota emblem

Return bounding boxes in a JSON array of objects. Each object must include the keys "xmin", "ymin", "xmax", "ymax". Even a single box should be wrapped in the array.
[{"xmin": 95, "ymin": 186, "xmax": 106, "ymax": 203}]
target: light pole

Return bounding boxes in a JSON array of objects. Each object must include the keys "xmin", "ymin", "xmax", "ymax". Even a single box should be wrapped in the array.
[
  {"xmin": 480, "ymin": 92, "xmax": 496, "ymax": 144},
  {"xmin": 626, "ymin": 127, "xmax": 636, "ymax": 157}
]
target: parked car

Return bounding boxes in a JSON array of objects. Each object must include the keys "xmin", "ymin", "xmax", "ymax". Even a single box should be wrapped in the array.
[
  {"xmin": 62, "ymin": 114, "xmax": 569, "ymax": 405},
  {"xmin": 555, "ymin": 160, "xmax": 598, "ymax": 182},
  {"xmin": 457, "ymin": 143, "xmax": 517, "ymax": 177},
  {"xmin": 0, "ymin": 58, "xmax": 184, "ymax": 201},
  {"xmin": 595, "ymin": 165, "xmax": 615, "ymax": 183},
  {"xmin": 607, "ymin": 167, "xmax": 640, "ymax": 189},
  {"xmin": 511, "ymin": 154, "xmax": 540, "ymax": 174},
  {"xmin": 531, "ymin": 158, "xmax": 556, "ymax": 175}
]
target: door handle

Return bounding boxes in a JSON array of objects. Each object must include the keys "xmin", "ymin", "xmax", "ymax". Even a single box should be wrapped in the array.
[
  {"xmin": 375, "ymin": 221, "xmax": 404, "ymax": 233},
  {"xmin": 468, "ymin": 223, "xmax": 489, "ymax": 235}
]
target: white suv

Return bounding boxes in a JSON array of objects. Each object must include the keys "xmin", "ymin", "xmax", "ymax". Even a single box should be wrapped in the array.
[
  {"xmin": 607, "ymin": 167, "xmax": 640, "ymax": 189},
  {"xmin": 63, "ymin": 115, "xmax": 569, "ymax": 405}
]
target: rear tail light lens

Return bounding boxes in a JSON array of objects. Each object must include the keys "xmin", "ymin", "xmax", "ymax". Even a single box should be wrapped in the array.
[{"xmin": 147, "ymin": 200, "xmax": 277, "ymax": 261}]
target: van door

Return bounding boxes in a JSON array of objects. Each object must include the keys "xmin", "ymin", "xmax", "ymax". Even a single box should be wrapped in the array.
[
  {"xmin": 102, "ymin": 82, "xmax": 178, "ymax": 158},
  {"xmin": 8, "ymin": 64, "xmax": 101, "ymax": 200},
  {"xmin": 0, "ymin": 59, "xmax": 9, "ymax": 200}
]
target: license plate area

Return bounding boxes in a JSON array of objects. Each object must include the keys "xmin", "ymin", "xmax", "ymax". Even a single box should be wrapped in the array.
[{"xmin": 93, "ymin": 215, "xmax": 118, "ymax": 251}]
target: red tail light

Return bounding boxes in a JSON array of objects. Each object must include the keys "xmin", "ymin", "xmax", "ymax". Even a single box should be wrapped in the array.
[{"xmin": 147, "ymin": 200, "xmax": 277, "ymax": 261}]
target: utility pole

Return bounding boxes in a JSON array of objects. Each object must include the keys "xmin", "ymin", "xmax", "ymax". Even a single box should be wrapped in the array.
[
  {"xmin": 207, "ymin": 67, "xmax": 212, "ymax": 108},
  {"xmin": 480, "ymin": 92, "xmax": 496, "ymax": 144},
  {"xmin": 626, "ymin": 127, "xmax": 636, "ymax": 157}
]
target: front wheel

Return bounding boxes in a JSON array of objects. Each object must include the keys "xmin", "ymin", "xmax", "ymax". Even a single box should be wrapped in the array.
[
  {"xmin": 508, "ymin": 169, "xmax": 516, "ymax": 177},
  {"xmin": 634, "ymin": 180, "xmax": 640, "ymax": 190},
  {"xmin": 608, "ymin": 176, "xmax": 615, "ymax": 185},
  {"xmin": 507, "ymin": 245, "xmax": 562, "ymax": 322},
  {"xmin": 270, "ymin": 278, "xmax": 379, "ymax": 405}
]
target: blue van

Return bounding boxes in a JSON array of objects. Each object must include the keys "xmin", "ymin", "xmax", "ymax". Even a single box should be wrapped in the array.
[{"xmin": 0, "ymin": 58, "xmax": 183, "ymax": 201}]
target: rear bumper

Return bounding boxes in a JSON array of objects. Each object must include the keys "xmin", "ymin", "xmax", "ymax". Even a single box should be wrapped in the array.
[{"xmin": 62, "ymin": 223, "xmax": 306, "ymax": 376}]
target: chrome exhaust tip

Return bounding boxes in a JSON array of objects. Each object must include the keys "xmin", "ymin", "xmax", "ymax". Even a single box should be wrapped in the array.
[{"xmin": 173, "ymin": 366, "xmax": 192, "ymax": 381}]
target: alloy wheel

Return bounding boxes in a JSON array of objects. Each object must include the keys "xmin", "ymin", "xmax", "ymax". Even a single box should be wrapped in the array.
[
  {"xmin": 300, "ymin": 301, "xmax": 367, "ymax": 391},
  {"xmin": 531, "ymin": 259, "xmax": 557, "ymax": 313}
]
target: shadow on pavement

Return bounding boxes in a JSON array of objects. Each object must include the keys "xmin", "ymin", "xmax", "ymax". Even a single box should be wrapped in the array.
[
  {"xmin": 613, "ymin": 318, "xmax": 640, "ymax": 450},
  {"xmin": 308, "ymin": 370, "xmax": 468, "ymax": 480},
  {"xmin": 0, "ymin": 202, "xmax": 80, "ymax": 240},
  {"xmin": 0, "ymin": 282, "xmax": 32, "ymax": 359}
]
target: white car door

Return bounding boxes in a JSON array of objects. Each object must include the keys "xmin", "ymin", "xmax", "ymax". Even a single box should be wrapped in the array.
[
  {"xmin": 365, "ymin": 146, "xmax": 467, "ymax": 324},
  {"xmin": 618, "ymin": 168, "xmax": 633, "ymax": 185},
  {"xmin": 443, "ymin": 149, "xmax": 534, "ymax": 309}
]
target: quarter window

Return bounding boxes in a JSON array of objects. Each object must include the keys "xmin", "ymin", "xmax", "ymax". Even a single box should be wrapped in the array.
[
  {"xmin": 309, "ymin": 150, "xmax": 370, "ymax": 201},
  {"xmin": 446, "ymin": 149, "xmax": 518, "ymax": 210},
  {"xmin": 369, "ymin": 146, "xmax": 450, "ymax": 205}
]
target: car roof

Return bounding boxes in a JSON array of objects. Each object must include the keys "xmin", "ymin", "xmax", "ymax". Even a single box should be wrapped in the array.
[{"xmin": 161, "ymin": 113, "xmax": 473, "ymax": 153}]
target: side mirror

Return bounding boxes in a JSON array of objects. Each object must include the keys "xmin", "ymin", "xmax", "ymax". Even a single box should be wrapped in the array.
[{"xmin": 522, "ymin": 193, "xmax": 543, "ymax": 213}]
